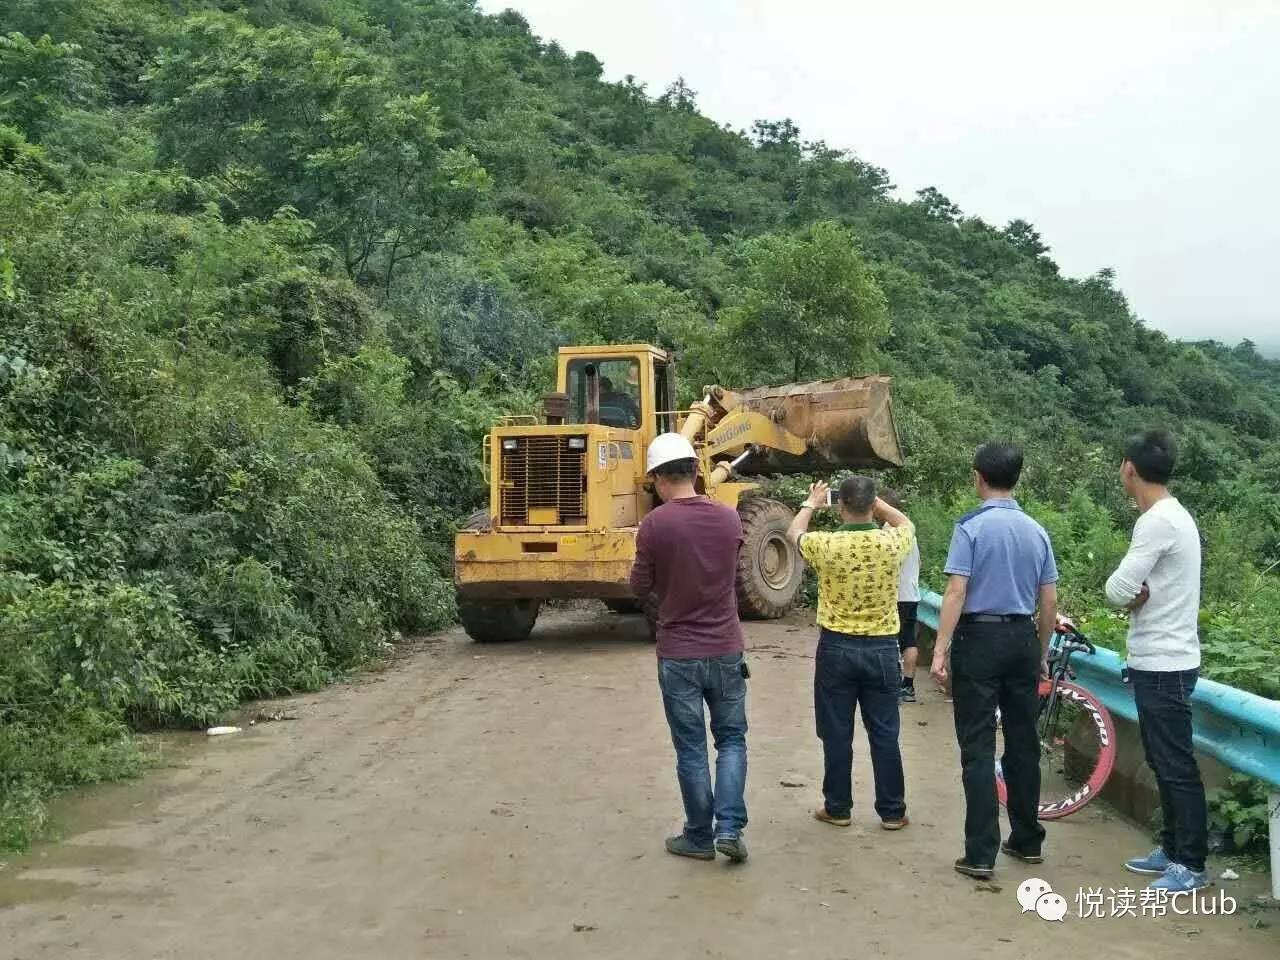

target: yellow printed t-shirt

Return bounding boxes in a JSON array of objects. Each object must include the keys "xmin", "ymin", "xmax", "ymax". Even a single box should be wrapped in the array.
[{"xmin": 800, "ymin": 522, "xmax": 916, "ymax": 636}]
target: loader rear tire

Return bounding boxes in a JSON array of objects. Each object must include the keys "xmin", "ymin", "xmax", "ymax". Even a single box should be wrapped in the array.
[
  {"xmin": 736, "ymin": 497, "xmax": 802, "ymax": 620},
  {"xmin": 603, "ymin": 599, "xmax": 641, "ymax": 614},
  {"xmin": 455, "ymin": 509, "xmax": 540, "ymax": 643},
  {"xmin": 458, "ymin": 596, "xmax": 541, "ymax": 643}
]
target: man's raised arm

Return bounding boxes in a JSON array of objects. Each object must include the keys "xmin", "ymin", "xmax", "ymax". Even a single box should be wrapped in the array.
[
  {"xmin": 873, "ymin": 497, "xmax": 912, "ymax": 529},
  {"xmin": 786, "ymin": 481, "xmax": 829, "ymax": 548}
]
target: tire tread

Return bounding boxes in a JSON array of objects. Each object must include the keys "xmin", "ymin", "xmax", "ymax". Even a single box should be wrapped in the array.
[{"xmin": 735, "ymin": 496, "xmax": 802, "ymax": 620}]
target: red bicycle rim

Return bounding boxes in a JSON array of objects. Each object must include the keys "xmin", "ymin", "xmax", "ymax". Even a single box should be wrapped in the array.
[{"xmin": 996, "ymin": 680, "xmax": 1117, "ymax": 820}]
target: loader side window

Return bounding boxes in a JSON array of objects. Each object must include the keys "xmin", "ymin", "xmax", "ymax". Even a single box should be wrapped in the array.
[{"xmin": 567, "ymin": 359, "xmax": 640, "ymax": 428}]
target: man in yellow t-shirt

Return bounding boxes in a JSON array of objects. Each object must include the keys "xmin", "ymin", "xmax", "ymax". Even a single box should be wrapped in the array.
[{"xmin": 787, "ymin": 476, "xmax": 915, "ymax": 831}]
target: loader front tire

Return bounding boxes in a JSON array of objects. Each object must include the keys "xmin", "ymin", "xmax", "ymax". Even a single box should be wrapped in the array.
[
  {"xmin": 736, "ymin": 497, "xmax": 803, "ymax": 619},
  {"xmin": 458, "ymin": 596, "xmax": 541, "ymax": 643},
  {"xmin": 455, "ymin": 509, "xmax": 540, "ymax": 643}
]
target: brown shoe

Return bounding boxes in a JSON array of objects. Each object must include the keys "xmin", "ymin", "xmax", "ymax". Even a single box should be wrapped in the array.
[
  {"xmin": 880, "ymin": 815, "xmax": 910, "ymax": 831},
  {"xmin": 813, "ymin": 807, "xmax": 852, "ymax": 827}
]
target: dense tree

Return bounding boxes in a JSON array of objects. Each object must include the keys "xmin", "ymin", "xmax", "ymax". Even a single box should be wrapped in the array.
[
  {"xmin": 149, "ymin": 15, "xmax": 486, "ymax": 294},
  {"xmin": 716, "ymin": 221, "xmax": 890, "ymax": 381},
  {"xmin": 0, "ymin": 33, "xmax": 95, "ymax": 140}
]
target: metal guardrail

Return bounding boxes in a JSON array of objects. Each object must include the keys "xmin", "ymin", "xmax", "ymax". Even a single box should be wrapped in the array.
[
  {"xmin": 918, "ymin": 588, "xmax": 943, "ymax": 632},
  {"xmin": 918, "ymin": 588, "xmax": 1280, "ymax": 897},
  {"xmin": 1071, "ymin": 646, "xmax": 1280, "ymax": 789}
]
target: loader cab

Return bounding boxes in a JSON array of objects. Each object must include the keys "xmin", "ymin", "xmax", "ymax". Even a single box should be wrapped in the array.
[
  {"xmin": 556, "ymin": 345, "xmax": 675, "ymax": 440},
  {"xmin": 565, "ymin": 358, "xmax": 641, "ymax": 429}
]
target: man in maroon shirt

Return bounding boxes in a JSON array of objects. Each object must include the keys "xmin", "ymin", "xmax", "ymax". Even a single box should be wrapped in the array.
[{"xmin": 630, "ymin": 433, "xmax": 749, "ymax": 863}]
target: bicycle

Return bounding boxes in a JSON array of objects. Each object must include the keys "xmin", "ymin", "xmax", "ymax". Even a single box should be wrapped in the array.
[{"xmin": 995, "ymin": 617, "xmax": 1117, "ymax": 819}]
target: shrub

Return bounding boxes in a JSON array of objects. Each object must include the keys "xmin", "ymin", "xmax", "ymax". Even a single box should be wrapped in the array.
[{"xmin": 1, "ymin": 576, "xmax": 236, "ymax": 727}]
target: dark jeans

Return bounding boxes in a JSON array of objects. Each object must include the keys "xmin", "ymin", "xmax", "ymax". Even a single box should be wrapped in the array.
[
  {"xmin": 951, "ymin": 620, "xmax": 1045, "ymax": 866},
  {"xmin": 1130, "ymin": 667, "xmax": 1207, "ymax": 872},
  {"xmin": 658, "ymin": 653, "xmax": 748, "ymax": 847},
  {"xmin": 813, "ymin": 629, "xmax": 906, "ymax": 820},
  {"xmin": 897, "ymin": 601, "xmax": 919, "ymax": 651}
]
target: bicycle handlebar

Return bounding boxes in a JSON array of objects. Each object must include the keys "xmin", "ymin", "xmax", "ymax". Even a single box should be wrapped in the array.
[
  {"xmin": 1053, "ymin": 619, "xmax": 1096, "ymax": 656},
  {"xmin": 1061, "ymin": 637, "xmax": 1095, "ymax": 655}
]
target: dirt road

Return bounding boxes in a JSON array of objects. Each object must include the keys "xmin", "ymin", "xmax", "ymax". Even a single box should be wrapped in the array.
[{"xmin": 3, "ymin": 608, "xmax": 1277, "ymax": 959}]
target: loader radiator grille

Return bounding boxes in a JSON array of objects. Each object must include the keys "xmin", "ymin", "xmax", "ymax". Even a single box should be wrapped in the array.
[{"xmin": 499, "ymin": 436, "xmax": 587, "ymax": 526}]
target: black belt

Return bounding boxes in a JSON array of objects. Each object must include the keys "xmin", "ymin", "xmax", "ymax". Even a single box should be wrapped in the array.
[{"xmin": 960, "ymin": 613, "xmax": 1032, "ymax": 624}]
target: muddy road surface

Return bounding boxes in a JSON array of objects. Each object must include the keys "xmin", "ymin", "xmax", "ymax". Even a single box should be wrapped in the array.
[{"xmin": 3, "ymin": 608, "xmax": 1277, "ymax": 959}]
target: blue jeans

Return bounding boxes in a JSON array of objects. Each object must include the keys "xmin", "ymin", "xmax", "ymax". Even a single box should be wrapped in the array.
[
  {"xmin": 814, "ymin": 630, "xmax": 906, "ymax": 821},
  {"xmin": 1130, "ymin": 667, "xmax": 1207, "ymax": 872},
  {"xmin": 658, "ymin": 654, "xmax": 749, "ymax": 847}
]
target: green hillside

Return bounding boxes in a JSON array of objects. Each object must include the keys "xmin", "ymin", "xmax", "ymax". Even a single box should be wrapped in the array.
[{"xmin": 2, "ymin": 0, "xmax": 1277, "ymax": 849}]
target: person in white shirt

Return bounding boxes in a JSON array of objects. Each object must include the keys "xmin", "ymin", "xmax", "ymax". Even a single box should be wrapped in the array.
[
  {"xmin": 881, "ymin": 490, "xmax": 921, "ymax": 702},
  {"xmin": 1104, "ymin": 429, "xmax": 1208, "ymax": 894}
]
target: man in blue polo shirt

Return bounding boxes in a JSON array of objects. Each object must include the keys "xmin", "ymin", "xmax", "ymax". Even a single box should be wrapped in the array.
[{"xmin": 930, "ymin": 442, "xmax": 1058, "ymax": 880}]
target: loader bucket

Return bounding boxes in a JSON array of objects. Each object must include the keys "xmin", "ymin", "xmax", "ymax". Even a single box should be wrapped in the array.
[{"xmin": 733, "ymin": 375, "xmax": 904, "ymax": 474}]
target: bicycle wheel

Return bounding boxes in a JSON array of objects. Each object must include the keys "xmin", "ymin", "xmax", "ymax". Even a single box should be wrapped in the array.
[{"xmin": 996, "ymin": 680, "xmax": 1117, "ymax": 820}]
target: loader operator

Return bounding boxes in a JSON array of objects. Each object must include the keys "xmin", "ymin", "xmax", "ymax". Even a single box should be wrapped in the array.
[
  {"xmin": 629, "ymin": 432, "xmax": 750, "ymax": 864},
  {"xmin": 599, "ymin": 376, "xmax": 641, "ymax": 428}
]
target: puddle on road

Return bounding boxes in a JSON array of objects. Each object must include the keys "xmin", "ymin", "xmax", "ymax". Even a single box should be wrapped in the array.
[{"xmin": 0, "ymin": 729, "xmax": 258, "ymax": 909}]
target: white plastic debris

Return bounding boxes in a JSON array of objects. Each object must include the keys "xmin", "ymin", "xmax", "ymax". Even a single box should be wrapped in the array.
[
  {"xmin": 1220, "ymin": 868, "xmax": 1240, "ymax": 881},
  {"xmin": 206, "ymin": 726, "xmax": 242, "ymax": 736}
]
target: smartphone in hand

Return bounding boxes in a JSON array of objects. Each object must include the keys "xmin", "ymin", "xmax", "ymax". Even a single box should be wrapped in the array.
[{"xmin": 825, "ymin": 488, "xmax": 838, "ymax": 508}]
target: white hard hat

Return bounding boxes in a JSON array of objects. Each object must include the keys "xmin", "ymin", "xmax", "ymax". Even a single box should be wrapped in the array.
[{"xmin": 645, "ymin": 432, "xmax": 698, "ymax": 474}]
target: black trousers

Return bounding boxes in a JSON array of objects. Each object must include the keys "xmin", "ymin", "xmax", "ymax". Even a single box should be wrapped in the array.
[
  {"xmin": 1130, "ymin": 667, "xmax": 1207, "ymax": 872},
  {"xmin": 951, "ymin": 620, "xmax": 1045, "ymax": 866}
]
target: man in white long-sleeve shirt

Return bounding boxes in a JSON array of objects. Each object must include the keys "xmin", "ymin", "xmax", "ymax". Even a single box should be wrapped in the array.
[
  {"xmin": 880, "ymin": 489, "xmax": 922, "ymax": 703},
  {"xmin": 1105, "ymin": 429, "xmax": 1208, "ymax": 893}
]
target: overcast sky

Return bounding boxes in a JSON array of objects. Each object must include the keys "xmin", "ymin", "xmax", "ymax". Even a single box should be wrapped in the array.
[{"xmin": 497, "ymin": 0, "xmax": 1280, "ymax": 351}]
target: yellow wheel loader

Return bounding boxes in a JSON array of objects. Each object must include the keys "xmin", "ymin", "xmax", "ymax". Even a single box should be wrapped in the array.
[{"xmin": 453, "ymin": 344, "xmax": 903, "ymax": 642}]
